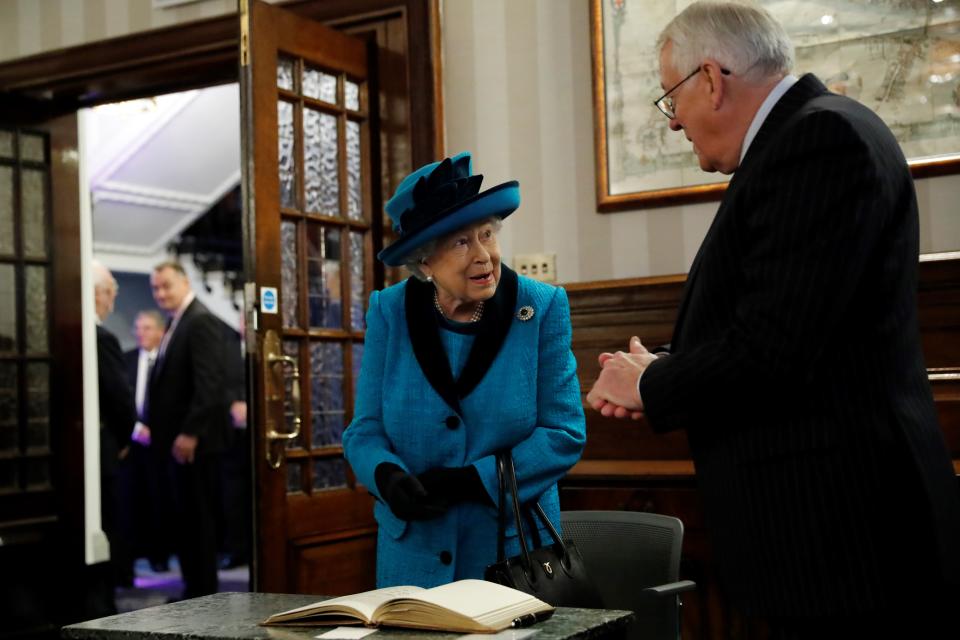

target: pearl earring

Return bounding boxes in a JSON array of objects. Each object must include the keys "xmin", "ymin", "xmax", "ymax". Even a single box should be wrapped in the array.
[{"xmin": 426, "ymin": 276, "xmax": 433, "ymax": 282}]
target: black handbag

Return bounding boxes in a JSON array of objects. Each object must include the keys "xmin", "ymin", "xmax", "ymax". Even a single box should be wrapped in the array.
[{"xmin": 484, "ymin": 452, "xmax": 603, "ymax": 608}]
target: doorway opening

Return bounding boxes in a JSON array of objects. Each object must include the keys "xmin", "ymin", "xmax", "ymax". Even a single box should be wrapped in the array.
[{"xmin": 83, "ymin": 84, "xmax": 251, "ymax": 611}]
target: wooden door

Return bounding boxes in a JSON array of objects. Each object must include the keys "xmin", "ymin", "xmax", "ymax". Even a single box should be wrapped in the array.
[
  {"xmin": 240, "ymin": 0, "xmax": 378, "ymax": 595},
  {"xmin": 0, "ymin": 114, "xmax": 88, "ymax": 633}
]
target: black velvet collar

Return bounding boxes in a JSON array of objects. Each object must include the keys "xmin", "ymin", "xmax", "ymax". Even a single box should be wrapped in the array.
[{"xmin": 405, "ymin": 265, "xmax": 519, "ymax": 415}]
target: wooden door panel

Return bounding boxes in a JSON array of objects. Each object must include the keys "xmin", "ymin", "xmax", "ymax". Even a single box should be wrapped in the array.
[
  {"xmin": 0, "ymin": 113, "xmax": 87, "ymax": 634},
  {"xmin": 242, "ymin": 0, "xmax": 375, "ymax": 593},
  {"xmin": 292, "ymin": 531, "xmax": 377, "ymax": 596},
  {"xmin": 285, "ymin": 490, "xmax": 375, "ymax": 539}
]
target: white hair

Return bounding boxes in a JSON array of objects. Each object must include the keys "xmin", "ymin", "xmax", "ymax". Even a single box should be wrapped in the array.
[
  {"xmin": 403, "ymin": 217, "xmax": 504, "ymax": 281},
  {"xmin": 91, "ymin": 259, "xmax": 117, "ymax": 292},
  {"xmin": 657, "ymin": 1, "xmax": 794, "ymax": 85}
]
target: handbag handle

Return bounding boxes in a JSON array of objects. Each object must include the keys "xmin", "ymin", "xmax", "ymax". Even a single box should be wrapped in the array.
[{"xmin": 494, "ymin": 451, "xmax": 570, "ymax": 576}]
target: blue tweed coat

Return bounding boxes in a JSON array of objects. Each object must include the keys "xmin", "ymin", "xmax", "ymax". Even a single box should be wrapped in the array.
[{"xmin": 343, "ymin": 267, "xmax": 586, "ymax": 587}]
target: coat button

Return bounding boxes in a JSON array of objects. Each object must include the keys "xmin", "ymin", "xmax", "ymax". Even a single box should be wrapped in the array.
[
  {"xmin": 439, "ymin": 550, "xmax": 453, "ymax": 565},
  {"xmin": 444, "ymin": 415, "xmax": 460, "ymax": 430}
]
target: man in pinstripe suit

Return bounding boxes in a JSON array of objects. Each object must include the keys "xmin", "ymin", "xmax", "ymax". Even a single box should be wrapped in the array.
[{"xmin": 587, "ymin": 1, "xmax": 960, "ymax": 635}]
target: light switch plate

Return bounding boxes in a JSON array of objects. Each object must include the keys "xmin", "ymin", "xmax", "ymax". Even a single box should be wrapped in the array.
[{"xmin": 513, "ymin": 253, "xmax": 557, "ymax": 283}]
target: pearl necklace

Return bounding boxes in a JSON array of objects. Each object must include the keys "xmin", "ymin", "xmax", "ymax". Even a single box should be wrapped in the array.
[{"xmin": 434, "ymin": 290, "xmax": 484, "ymax": 323}]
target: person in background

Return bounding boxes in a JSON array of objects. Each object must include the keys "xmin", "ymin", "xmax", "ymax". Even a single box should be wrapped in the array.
[
  {"xmin": 586, "ymin": 2, "xmax": 960, "ymax": 636},
  {"xmin": 91, "ymin": 260, "xmax": 137, "ymax": 613},
  {"xmin": 217, "ymin": 318, "xmax": 250, "ymax": 570},
  {"xmin": 344, "ymin": 151, "xmax": 585, "ymax": 587},
  {"xmin": 119, "ymin": 310, "xmax": 172, "ymax": 577},
  {"xmin": 147, "ymin": 262, "xmax": 227, "ymax": 600}
]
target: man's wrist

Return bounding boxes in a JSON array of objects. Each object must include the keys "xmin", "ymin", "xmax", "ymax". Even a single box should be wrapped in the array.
[{"xmin": 636, "ymin": 354, "xmax": 660, "ymax": 406}]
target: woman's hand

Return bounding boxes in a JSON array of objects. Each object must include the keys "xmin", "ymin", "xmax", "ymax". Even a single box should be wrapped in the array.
[{"xmin": 376, "ymin": 463, "xmax": 447, "ymax": 521}]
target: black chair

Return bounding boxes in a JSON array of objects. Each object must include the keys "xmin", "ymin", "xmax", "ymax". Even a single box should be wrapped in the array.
[{"xmin": 561, "ymin": 510, "xmax": 696, "ymax": 640}]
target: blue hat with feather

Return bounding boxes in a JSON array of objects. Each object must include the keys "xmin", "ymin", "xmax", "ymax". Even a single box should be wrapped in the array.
[{"xmin": 378, "ymin": 151, "xmax": 520, "ymax": 266}]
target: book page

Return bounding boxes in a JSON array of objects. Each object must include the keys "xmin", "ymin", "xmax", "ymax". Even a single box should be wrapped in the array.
[
  {"xmin": 390, "ymin": 580, "xmax": 546, "ymax": 622},
  {"xmin": 269, "ymin": 585, "xmax": 425, "ymax": 623}
]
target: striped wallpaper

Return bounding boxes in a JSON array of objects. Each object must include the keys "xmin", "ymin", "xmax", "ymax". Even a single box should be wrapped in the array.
[
  {"xmin": 0, "ymin": 0, "xmax": 241, "ymax": 63},
  {"xmin": 2, "ymin": 0, "xmax": 957, "ymax": 283},
  {"xmin": 440, "ymin": 0, "xmax": 960, "ymax": 283}
]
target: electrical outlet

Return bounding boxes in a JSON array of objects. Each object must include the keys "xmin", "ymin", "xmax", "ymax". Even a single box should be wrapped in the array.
[{"xmin": 513, "ymin": 253, "xmax": 557, "ymax": 283}]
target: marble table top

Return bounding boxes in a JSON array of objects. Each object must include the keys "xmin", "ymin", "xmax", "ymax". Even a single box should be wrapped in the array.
[{"xmin": 62, "ymin": 592, "xmax": 633, "ymax": 640}]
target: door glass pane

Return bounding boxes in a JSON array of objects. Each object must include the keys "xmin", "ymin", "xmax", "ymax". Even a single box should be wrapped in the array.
[
  {"xmin": 26, "ymin": 362, "xmax": 49, "ymax": 451},
  {"xmin": 25, "ymin": 266, "xmax": 48, "ymax": 354},
  {"xmin": 278, "ymin": 100, "xmax": 297, "ymax": 210},
  {"xmin": 286, "ymin": 460, "xmax": 304, "ymax": 494},
  {"xmin": 0, "ymin": 166, "xmax": 13, "ymax": 254},
  {"xmin": 307, "ymin": 224, "xmax": 341, "ymax": 328},
  {"xmin": 302, "ymin": 67, "xmax": 337, "ymax": 104},
  {"xmin": 312, "ymin": 458, "xmax": 347, "ymax": 491},
  {"xmin": 21, "ymin": 169, "xmax": 47, "ymax": 259},
  {"xmin": 0, "ymin": 363, "xmax": 17, "ymax": 454},
  {"xmin": 0, "ymin": 460, "xmax": 16, "ymax": 492},
  {"xmin": 303, "ymin": 108, "xmax": 339, "ymax": 215},
  {"xmin": 310, "ymin": 341, "xmax": 344, "ymax": 448},
  {"xmin": 346, "ymin": 120, "xmax": 362, "ymax": 221},
  {"xmin": 24, "ymin": 458, "xmax": 50, "ymax": 490},
  {"xmin": 344, "ymin": 80, "xmax": 360, "ymax": 111},
  {"xmin": 21, "ymin": 134, "xmax": 45, "ymax": 163},
  {"xmin": 283, "ymin": 339, "xmax": 303, "ymax": 450},
  {"xmin": 277, "ymin": 56, "xmax": 295, "ymax": 91},
  {"xmin": 0, "ymin": 130, "xmax": 12, "ymax": 158},
  {"xmin": 349, "ymin": 231, "xmax": 365, "ymax": 330},
  {"xmin": 281, "ymin": 220, "xmax": 299, "ymax": 328},
  {"xmin": 0, "ymin": 264, "xmax": 17, "ymax": 353}
]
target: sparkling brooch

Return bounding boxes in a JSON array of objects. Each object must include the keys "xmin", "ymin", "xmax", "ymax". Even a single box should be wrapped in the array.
[{"xmin": 516, "ymin": 306, "xmax": 535, "ymax": 322}]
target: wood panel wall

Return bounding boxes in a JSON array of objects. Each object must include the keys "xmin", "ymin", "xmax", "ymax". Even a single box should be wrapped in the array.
[{"xmin": 559, "ymin": 252, "xmax": 960, "ymax": 639}]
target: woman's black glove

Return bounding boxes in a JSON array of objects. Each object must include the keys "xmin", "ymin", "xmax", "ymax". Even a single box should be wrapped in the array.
[
  {"xmin": 418, "ymin": 465, "xmax": 493, "ymax": 507},
  {"xmin": 375, "ymin": 463, "xmax": 447, "ymax": 521}
]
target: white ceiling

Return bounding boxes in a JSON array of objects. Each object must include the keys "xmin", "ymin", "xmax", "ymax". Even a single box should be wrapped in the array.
[{"xmin": 85, "ymin": 83, "xmax": 240, "ymax": 257}]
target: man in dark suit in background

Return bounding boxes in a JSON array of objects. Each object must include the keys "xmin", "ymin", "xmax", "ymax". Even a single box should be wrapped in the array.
[
  {"xmin": 120, "ymin": 309, "xmax": 172, "ymax": 576},
  {"xmin": 91, "ymin": 260, "xmax": 137, "ymax": 612},
  {"xmin": 217, "ymin": 319, "xmax": 250, "ymax": 570},
  {"xmin": 587, "ymin": 1, "xmax": 960, "ymax": 635},
  {"xmin": 146, "ymin": 261, "xmax": 227, "ymax": 599}
]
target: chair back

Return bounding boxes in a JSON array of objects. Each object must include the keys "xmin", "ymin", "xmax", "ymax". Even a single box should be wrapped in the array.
[{"xmin": 561, "ymin": 510, "xmax": 685, "ymax": 640}]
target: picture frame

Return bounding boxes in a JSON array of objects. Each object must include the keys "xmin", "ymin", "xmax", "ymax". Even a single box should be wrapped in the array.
[{"xmin": 590, "ymin": 0, "xmax": 960, "ymax": 212}]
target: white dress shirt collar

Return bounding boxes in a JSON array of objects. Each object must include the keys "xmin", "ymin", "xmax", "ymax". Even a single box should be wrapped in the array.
[
  {"xmin": 739, "ymin": 74, "xmax": 798, "ymax": 165},
  {"xmin": 173, "ymin": 291, "xmax": 196, "ymax": 322}
]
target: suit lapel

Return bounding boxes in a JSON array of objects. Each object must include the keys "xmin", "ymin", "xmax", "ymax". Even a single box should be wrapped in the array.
[
  {"xmin": 672, "ymin": 74, "xmax": 828, "ymax": 346},
  {"xmin": 153, "ymin": 299, "xmax": 198, "ymax": 379},
  {"xmin": 405, "ymin": 277, "xmax": 462, "ymax": 414},
  {"xmin": 404, "ymin": 266, "xmax": 519, "ymax": 414},
  {"xmin": 736, "ymin": 74, "xmax": 828, "ymax": 178}
]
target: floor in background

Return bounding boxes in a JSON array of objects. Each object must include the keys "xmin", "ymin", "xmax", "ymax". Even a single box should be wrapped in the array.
[{"xmin": 115, "ymin": 557, "xmax": 250, "ymax": 613}]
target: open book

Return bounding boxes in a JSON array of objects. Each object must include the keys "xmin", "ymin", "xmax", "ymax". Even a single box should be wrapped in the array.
[{"xmin": 262, "ymin": 579, "xmax": 555, "ymax": 633}]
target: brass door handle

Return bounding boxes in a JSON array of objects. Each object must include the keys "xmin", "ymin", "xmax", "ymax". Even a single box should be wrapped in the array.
[{"xmin": 263, "ymin": 330, "xmax": 302, "ymax": 469}]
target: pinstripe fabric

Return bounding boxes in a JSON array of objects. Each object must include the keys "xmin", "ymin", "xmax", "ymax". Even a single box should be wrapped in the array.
[{"xmin": 639, "ymin": 74, "xmax": 960, "ymax": 617}]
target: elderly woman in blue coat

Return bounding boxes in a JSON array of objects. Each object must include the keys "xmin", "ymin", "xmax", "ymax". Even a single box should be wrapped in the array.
[{"xmin": 343, "ymin": 152, "xmax": 586, "ymax": 588}]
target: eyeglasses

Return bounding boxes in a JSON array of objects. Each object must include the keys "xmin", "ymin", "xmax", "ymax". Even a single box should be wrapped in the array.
[{"xmin": 653, "ymin": 66, "xmax": 730, "ymax": 119}]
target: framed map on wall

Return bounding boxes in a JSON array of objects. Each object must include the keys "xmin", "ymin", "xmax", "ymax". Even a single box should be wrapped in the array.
[{"xmin": 590, "ymin": 0, "xmax": 960, "ymax": 211}]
